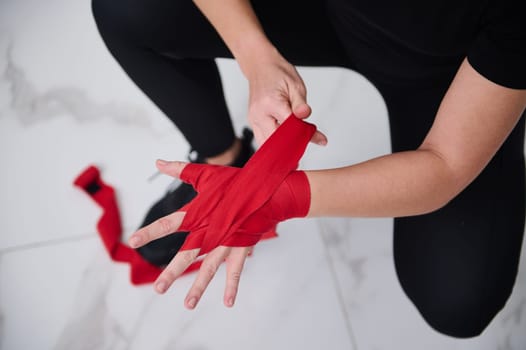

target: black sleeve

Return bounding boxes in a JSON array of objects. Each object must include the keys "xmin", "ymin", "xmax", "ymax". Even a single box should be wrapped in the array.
[{"xmin": 467, "ymin": 0, "xmax": 526, "ymax": 89}]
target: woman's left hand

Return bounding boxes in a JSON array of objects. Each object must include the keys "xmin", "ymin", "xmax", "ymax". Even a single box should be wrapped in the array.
[{"xmin": 129, "ymin": 159, "xmax": 310, "ymax": 309}]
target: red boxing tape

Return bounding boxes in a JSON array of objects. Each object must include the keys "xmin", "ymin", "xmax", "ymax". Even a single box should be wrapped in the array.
[
  {"xmin": 73, "ymin": 166, "xmax": 168, "ymax": 285},
  {"xmin": 179, "ymin": 114, "xmax": 316, "ymax": 254},
  {"xmin": 74, "ymin": 114, "xmax": 316, "ymax": 282}
]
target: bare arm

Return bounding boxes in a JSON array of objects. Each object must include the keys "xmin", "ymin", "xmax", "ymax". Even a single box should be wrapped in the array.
[
  {"xmin": 192, "ymin": 1, "xmax": 525, "ymax": 218},
  {"xmin": 192, "ymin": 0, "xmax": 326, "ymax": 145},
  {"xmin": 192, "ymin": 0, "xmax": 274, "ymax": 75},
  {"xmin": 307, "ymin": 59, "xmax": 526, "ymax": 217}
]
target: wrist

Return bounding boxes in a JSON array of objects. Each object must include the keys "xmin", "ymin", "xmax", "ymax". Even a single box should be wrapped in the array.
[
  {"xmin": 234, "ymin": 36, "xmax": 284, "ymax": 79},
  {"xmin": 273, "ymin": 170, "xmax": 311, "ymax": 220}
]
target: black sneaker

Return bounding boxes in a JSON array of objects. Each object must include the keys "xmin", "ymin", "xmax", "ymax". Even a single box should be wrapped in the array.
[{"xmin": 136, "ymin": 128, "xmax": 255, "ymax": 266}]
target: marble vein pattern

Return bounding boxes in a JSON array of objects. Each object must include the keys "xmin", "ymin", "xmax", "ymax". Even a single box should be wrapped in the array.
[
  {"xmin": 317, "ymin": 214, "xmax": 526, "ymax": 350},
  {"xmin": 0, "ymin": 39, "xmax": 152, "ymax": 130}
]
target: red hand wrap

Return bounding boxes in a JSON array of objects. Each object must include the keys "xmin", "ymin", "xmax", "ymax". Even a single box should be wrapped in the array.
[
  {"xmin": 178, "ymin": 115, "xmax": 316, "ymax": 254},
  {"xmin": 73, "ymin": 114, "xmax": 315, "ymax": 282},
  {"xmin": 73, "ymin": 166, "xmax": 166, "ymax": 285}
]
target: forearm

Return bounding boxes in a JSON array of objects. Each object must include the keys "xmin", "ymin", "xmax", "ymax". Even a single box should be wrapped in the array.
[
  {"xmin": 306, "ymin": 149, "xmax": 463, "ymax": 218},
  {"xmin": 306, "ymin": 60, "xmax": 526, "ymax": 219},
  {"xmin": 192, "ymin": 0, "xmax": 280, "ymax": 76}
]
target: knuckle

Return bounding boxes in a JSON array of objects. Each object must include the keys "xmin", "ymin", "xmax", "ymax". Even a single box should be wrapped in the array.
[
  {"xmin": 162, "ymin": 268, "xmax": 178, "ymax": 283},
  {"xmin": 135, "ymin": 227, "xmax": 149, "ymax": 243},
  {"xmin": 140, "ymin": 229, "xmax": 151, "ymax": 243},
  {"xmin": 201, "ymin": 261, "xmax": 219, "ymax": 279},
  {"xmin": 262, "ymin": 94, "xmax": 278, "ymax": 106},
  {"xmin": 156, "ymin": 217, "xmax": 173, "ymax": 234},
  {"xmin": 229, "ymin": 271, "xmax": 241, "ymax": 283},
  {"xmin": 180, "ymin": 250, "xmax": 197, "ymax": 265}
]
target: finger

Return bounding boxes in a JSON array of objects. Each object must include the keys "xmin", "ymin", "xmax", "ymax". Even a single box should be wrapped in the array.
[
  {"xmin": 284, "ymin": 111, "xmax": 327, "ymax": 146},
  {"xmin": 223, "ymin": 247, "xmax": 250, "ymax": 307},
  {"xmin": 154, "ymin": 247, "xmax": 200, "ymax": 294},
  {"xmin": 288, "ymin": 84, "xmax": 312, "ymax": 120},
  {"xmin": 156, "ymin": 159, "xmax": 187, "ymax": 178},
  {"xmin": 293, "ymin": 103, "xmax": 312, "ymax": 119},
  {"xmin": 157, "ymin": 159, "xmax": 200, "ymax": 186},
  {"xmin": 157, "ymin": 160, "xmax": 212, "ymax": 191},
  {"xmin": 128, "ymin": 211, "xmax": 185, "ymax": 248},
  {"xmin": 285, "ymin": 114, "xmax": 327, "ymax": 146},
  {"xmin": 311, "ymin": 130, "xmax": 328, "ymax": 146},
  {"xmin": 184, "ymin": 246, "xmax": 230, "ymax": 309}
]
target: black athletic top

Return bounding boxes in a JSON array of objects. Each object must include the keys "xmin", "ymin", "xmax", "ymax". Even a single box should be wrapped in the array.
[{"xmin": 337, "ymin": 0, "xmax": 526, "ymax": 88}]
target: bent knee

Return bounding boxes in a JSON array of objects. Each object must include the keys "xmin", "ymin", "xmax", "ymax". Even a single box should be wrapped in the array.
[{"xmin": 408, "ymin": 287, "xmax": 509, "ymax": 338}]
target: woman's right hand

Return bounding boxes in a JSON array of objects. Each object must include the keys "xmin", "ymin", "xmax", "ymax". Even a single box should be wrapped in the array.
[
  {"xmin": 191, "ymin": 0, "xmax": 326, "ymax": 145},
  {"xmin": 242, "ymin": 48, "xmax": 328, "ymax": 146}
]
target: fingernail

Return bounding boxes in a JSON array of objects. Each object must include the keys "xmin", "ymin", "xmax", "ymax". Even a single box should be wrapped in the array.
[
  {"xmin": 187, "ymin": 297, "xmax": 197, "ymax": 309},
  {"xmin": 129, "ymin": 236, "xmax": 141, "ymax": 248},
  {"xmin": 156, "ymin": 159, "xmax": 168, "ymax": 166},
  {"xmin": 155, "ymin": 281, "xmax": 167, "ymax": 293},
  {"xmin": 227, "ymin": 298, "xmax": 234, "ymax": 307}
]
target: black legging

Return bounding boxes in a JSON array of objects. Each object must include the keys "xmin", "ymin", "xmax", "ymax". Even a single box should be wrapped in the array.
[{"xmin": 91, "ymin": 0, "xmax": 525, "ymax": 338}]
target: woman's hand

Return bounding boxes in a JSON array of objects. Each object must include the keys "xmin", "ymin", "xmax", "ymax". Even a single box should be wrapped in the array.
[
  {"xmin": 130, "ymin": 116, "xmax": 315, "ymax": 308},
  {"xmin": 244, "ymin": 50, "xmax": 328, "ymax": 146},
  {"xmin": 192, "ymin": 0, "xmax": 326, "ymax": 145},
  {"xmin": 143, "ymin": 230, "xmax": 252, "ymax": 310},
  {"xmin": 129, "ymin": 161, "xmax": 254, "ymax": 309},
  {"xmin": 129, "ymin": 159, "xmax": 311, "ymax": 309},
  {"xmin": 136, "ymin": 219, "xmax": 253, "ymax": 310}
]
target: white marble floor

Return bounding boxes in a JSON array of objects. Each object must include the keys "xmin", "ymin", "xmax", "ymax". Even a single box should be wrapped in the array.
[{"xmin": 1, "ymin": 1, "xmax": 525, "ymax": 349}]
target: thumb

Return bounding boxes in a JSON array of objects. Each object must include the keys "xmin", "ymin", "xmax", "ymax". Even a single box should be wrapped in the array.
[
  {"xmin": 289, "ymin": 87, "xmax": 311, "ymax": 119},
  {"xmin": 157, "ymin": 160, "xmax": 208, "ymax": 191},
  {"xmin": 288, "ymin": 90, "xmax": 328, "ymax": 146},
  {"xmin": 156, "ymin": 159, "xmax": 189, "ymax": 180}
]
